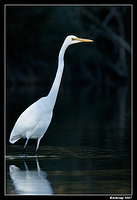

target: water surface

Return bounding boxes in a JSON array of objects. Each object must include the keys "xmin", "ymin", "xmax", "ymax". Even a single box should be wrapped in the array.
[{"xmin": 6, "ymin": 84, "xmax": 131, "ymax": 195}]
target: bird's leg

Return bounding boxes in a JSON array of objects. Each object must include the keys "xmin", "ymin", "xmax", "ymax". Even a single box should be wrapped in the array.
[
  {"xmin": 35, "ymin": 138, "xmax": 41, "ymax": 156},
  {"xmin": 22, "ymin": 138, "xmax": 29, "ymax": 156}
]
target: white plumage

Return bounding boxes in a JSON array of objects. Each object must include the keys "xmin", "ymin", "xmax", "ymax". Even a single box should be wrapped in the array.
[
  {"xmin": 9, "ymin": 97, "xmax": 52, "ymax": 144},
  {"xmin": 9, "ymin": 35, "xmax": 93, "ymax": 155}
]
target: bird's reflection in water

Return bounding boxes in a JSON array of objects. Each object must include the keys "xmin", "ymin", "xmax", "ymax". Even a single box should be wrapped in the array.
[{"xmin": 9, "ymin": 158, "xmax": 53, "ymax": 195}]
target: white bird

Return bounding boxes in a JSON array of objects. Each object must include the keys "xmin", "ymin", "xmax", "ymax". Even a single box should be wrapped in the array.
[{"xmin": 9, "ymin": 35, "xmax": 93, "ymax": 156}]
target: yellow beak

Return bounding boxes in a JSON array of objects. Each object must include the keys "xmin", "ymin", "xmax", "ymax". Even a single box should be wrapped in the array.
[{"xmin": 75, "ymin": 37, "xmax": 94, "ymax": 42}]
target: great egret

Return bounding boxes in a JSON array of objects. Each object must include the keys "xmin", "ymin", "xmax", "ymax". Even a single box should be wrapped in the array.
[{"xmin": 9, "ymin": 35, "xmax": 93, "ymax": 155}]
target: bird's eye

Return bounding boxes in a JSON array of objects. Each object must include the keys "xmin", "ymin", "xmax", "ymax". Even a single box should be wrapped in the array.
[{"xmin": 71, "ymin": 38, "xmax": 76, "ymax": 41}]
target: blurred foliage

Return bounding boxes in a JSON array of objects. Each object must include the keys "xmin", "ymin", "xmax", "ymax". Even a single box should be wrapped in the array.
[{"xmin": 6, "ymin": 6, "xmax": 131, "ymax": 87}]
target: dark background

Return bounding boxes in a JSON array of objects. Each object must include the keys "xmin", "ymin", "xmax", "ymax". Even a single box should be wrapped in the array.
[
  {"xmin": 6, "ymin": 5, "xmax": 132, "ymax": 194},
  {"xmin": 6, "ymin": 5, "xmax": 132, "ymax": 146},
  {"xmin": 6, "ymin": 5, "xmax": 131, "ymax": 87}
]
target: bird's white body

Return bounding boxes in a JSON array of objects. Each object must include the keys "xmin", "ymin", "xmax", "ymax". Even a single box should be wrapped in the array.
[
  {"xmin": 9, "ymin": 35, "xmax": 93, "ymax": 155},
  {"xmin": 9, "ymin": 97, "xmax": 53, "ymax": 144}
]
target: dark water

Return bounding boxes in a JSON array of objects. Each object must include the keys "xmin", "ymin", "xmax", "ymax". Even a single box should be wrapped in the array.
[{"xmin": 6, "ymin": 83, "xmax": 131, "ymax": 195}]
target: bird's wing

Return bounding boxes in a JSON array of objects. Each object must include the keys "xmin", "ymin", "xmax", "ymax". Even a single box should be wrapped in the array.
[{"xmin": 9, "ymin": 98, "xmax": 50, "ymax": 142}]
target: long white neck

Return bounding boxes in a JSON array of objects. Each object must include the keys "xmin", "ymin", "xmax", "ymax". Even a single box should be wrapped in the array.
[{"xmin": 47, "ymin": 41, "xmax": 68, "ymax": 109}]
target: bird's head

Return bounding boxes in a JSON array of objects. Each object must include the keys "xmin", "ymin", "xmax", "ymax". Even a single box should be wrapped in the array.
[
  {"xmin": 64, "ymin": 35, "xmax": 94, "ymax": 46},
  {"xmin": 59, "ymin": 35, "xmax": 94, "ymax": 58}
]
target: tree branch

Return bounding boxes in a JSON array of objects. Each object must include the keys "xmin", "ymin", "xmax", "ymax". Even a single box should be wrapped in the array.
[{"xmin": 81, "ymin": 8, "xmax": 131, "ymax": 53}]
